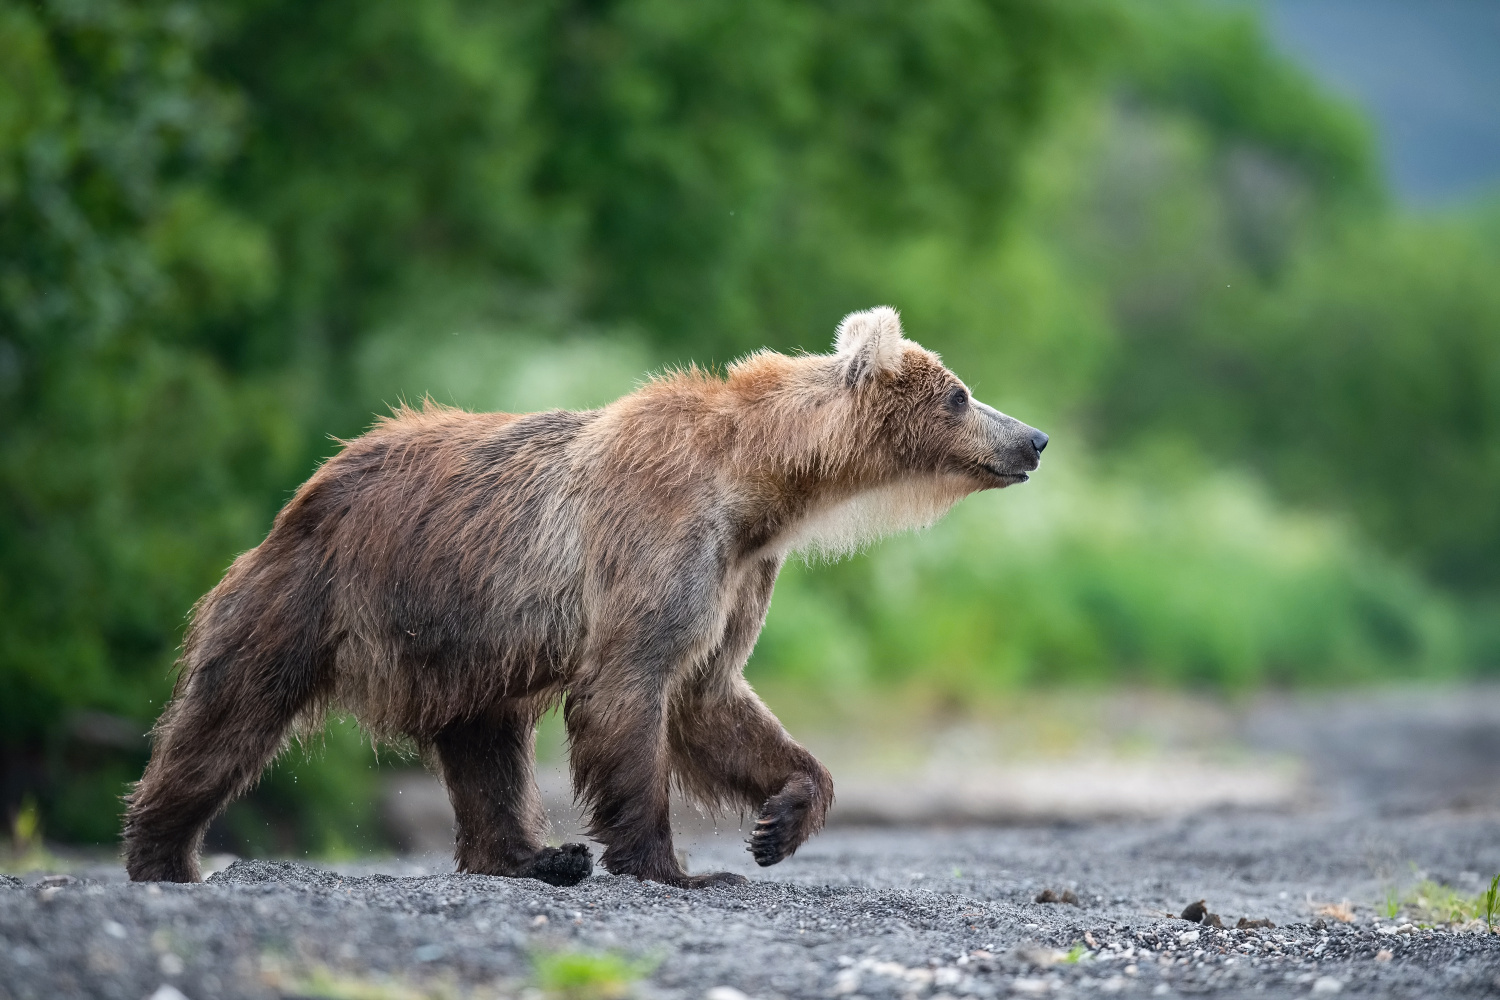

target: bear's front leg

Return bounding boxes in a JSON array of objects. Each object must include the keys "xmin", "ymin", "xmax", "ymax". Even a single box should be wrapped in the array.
[
  {"xmin": 565, "ymin": 684, "xmax": 747, "ymax": 889},
  {"xmin": 668, "ymin": 675, "xmax": 834, "ymax": 867}
]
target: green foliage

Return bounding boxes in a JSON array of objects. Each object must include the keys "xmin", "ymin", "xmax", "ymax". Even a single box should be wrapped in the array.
[
  {"xmin": 1111, "ymin": 0, "xmax": 1376, "ymax": 204},
  {"xmin": 1215, "ymin": 216, "xmax": 1500, "ymax": 592},
  {"xmin": 3, "ymin": 0, "xmax": 1499, "ymax": 851},
  {"xmin": 0, "ymin": 0, "xmax": 308, "ymax": 841},
  {"xmin": 1484, "ymin": 873, "xmax": 1499, "ymax": 933},
  {"xmin": 266, "ymin": 963, "xmax": 463, "ymax": 1000},
  {"xmin": 1398, "ymin": 879, "xmax": 1500, "ymax": 927},
  {"xmin": 751, "ymin": 448, "xmax": 1462, "ymax": 698},
  {"xmin": 532, "ymin": 949, "xmax": 655, "ymax": 1000},
  {"xmin": 203, "ymin": 0, "xmax": 1112, "ymax": 368},
  {"xmin": 1096, "ymin": 202, "xmax": 1500, "ymax": 594}
]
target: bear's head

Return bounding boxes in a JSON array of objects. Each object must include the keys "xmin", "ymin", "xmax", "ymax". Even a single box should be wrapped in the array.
[
  {"xmin": 755, "ymin": 306, "xmax": 1047, "ymax": 558},
  {"xmin": 831, "ymin": 306, "xmax": 1047, "ymax": 489}
]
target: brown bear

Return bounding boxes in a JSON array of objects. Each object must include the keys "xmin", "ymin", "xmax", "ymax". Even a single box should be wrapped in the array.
[{"xmin": 122, "ymin": 306, "xmax": 1046, "ymax": 888}]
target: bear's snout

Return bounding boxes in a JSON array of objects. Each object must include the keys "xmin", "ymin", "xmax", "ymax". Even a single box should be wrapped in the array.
[{"xmin": 971, "ymin": 402, "xmax": 1046, "ymax": 485}]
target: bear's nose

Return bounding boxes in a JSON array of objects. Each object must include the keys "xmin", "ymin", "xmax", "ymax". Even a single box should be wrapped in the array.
[{"xmin": 1030, "ymin": 429, "xmax": 1049, "ymax": 456}]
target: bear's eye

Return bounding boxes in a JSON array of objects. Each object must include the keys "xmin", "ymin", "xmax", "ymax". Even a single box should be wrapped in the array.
[{"xmin": 945, "ymin": 385, "xmax": 969, "ymax": 413}]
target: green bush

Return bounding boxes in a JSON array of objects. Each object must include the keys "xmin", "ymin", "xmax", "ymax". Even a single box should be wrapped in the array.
[
  {"xmin": 751, "ymin": 447, "xmax": 1464, "ymax": 700},
  {"xmin": 1095, "ymin": 202, "xmax": 1500, "ymax": 594},
  {"xmin": 5, "ymin": 0, "xmax": 1500, "ymax": 852}
]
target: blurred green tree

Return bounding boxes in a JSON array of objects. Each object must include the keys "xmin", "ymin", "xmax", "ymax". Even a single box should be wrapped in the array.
[
  {"xmin": 0, "ymin": 0, "xmax": 309, "ymax": 842},
  {"xmin": 1, "ymin": 0, "xmax": 1116, "ymax": 845},
  {"xmin": 203, "ymin": 0, "xmax": 1115, "ymax": 368},
  {"xmin": 3, "ymin": 0, "xmax": 1497, "ymax": 852},
  {"xmin": 1102, "ymin": 210, "xmax": 1500, "ymax": 594}
]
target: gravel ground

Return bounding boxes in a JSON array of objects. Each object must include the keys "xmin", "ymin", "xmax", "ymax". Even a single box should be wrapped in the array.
[
  {"xmin": 3, "ymin": 809, "xmax": 1499, "ymax": 1000},
  {"xmin": 5, "ymin": 690, "xmax": 1500, "ymax": 1000}
]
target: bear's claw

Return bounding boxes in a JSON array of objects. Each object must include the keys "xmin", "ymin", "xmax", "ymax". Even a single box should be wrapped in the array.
[
  {"xmin": 750, "ymin": 797, "xmax": 807, "ymax": 867},
  {"xmin": 517, "ymin": 843, "xmax": 593, "ymax": 886}
]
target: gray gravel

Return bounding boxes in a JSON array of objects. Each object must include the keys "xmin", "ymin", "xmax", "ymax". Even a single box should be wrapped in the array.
[
  {"xmin": 3, "ymin": 808, "xmax": 1499, "ymax": 1000},
  {"xmin": 7, "ymin": 690, "xmax": 1500, "ymax": 1000}
]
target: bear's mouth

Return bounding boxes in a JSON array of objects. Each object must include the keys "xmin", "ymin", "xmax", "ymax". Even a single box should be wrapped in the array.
[{"xmin": 978, "ymin": 463, "xmax": 1030, "ymax": 486}]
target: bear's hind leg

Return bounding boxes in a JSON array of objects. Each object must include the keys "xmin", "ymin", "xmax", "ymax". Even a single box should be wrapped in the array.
[
  {"xmin": 123, "ymin": 650, "xmax": 323, "ymax": 882},
  {"xmin": 433, "ymin": 701, "xmax": 592, "ymax": 887}
]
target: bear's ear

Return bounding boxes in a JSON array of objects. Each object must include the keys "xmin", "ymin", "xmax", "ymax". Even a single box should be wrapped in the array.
[{"xmin": 833, "ymin": 306, "xmax": 905, "ymax": 388}]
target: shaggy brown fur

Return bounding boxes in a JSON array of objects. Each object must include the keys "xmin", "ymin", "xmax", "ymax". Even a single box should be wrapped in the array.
[{"xmin": 122, "ymin": 307, "xmax": 1046, "ymax": 888}]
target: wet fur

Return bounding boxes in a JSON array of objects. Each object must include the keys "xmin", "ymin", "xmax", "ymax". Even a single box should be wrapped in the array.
[{"xmin": 122, "ymin": 307, "xmax": 1044, "ymax": 887}]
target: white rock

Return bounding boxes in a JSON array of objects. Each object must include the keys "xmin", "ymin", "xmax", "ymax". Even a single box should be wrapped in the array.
[
  {"xmin": 705, "ymin": 988, "xmax": 749, "ymax": 1000},
  {"xmin": 157, "ymin": 953, "xmax": 184, "ymax": 976},
  {"xmin": 1311, "ymin": 977, "xmax": 1344, "ymax": 994},
  {"xmin": 146, "ymin": 987, "xmax": 190, "ymax": 1000},
  {"xmin": 103, "ymin": 920, "xmax": 127, "ymax": 940}
]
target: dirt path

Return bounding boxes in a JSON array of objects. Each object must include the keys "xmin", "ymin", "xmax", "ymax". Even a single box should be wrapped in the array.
[{"xmin": 4, "ymin": 807, "xmax": 1499, "ymax": 1000}]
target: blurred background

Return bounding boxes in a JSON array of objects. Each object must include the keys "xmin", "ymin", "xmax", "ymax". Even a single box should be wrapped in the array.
[{"xmin": 3, "ymin": 0, "xmax": 1499, "ymax": 862}]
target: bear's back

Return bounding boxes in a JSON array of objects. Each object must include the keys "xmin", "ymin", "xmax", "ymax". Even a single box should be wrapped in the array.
[{"xmin": 296, "ymin": 406, "xmax": 600, "ymax": 727}]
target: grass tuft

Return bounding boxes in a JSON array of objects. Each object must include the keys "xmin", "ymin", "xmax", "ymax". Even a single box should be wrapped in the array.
[
  {"xmin": 1394, "ymin": 880, "xmax": 1498, "ymax": 926},
  {"xmin": 1483, "ymin": 873, "xmax": 1499, "ymax": 933},
  {"xmin": 263, "ymin": 965, "xmax": 462, "ymax": 1000},
  {"xmin": 1, "ymin": 797, "xmax": 73, "ymax": 874},
  {"xmin": 531, "ymin": 949, "xmax": 656, "ymax": 1000}
]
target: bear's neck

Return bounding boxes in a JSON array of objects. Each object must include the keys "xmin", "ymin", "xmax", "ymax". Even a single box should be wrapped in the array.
[{"xmin": 727, "ymin": 404, "xmax": 969, "ymax": 561}]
